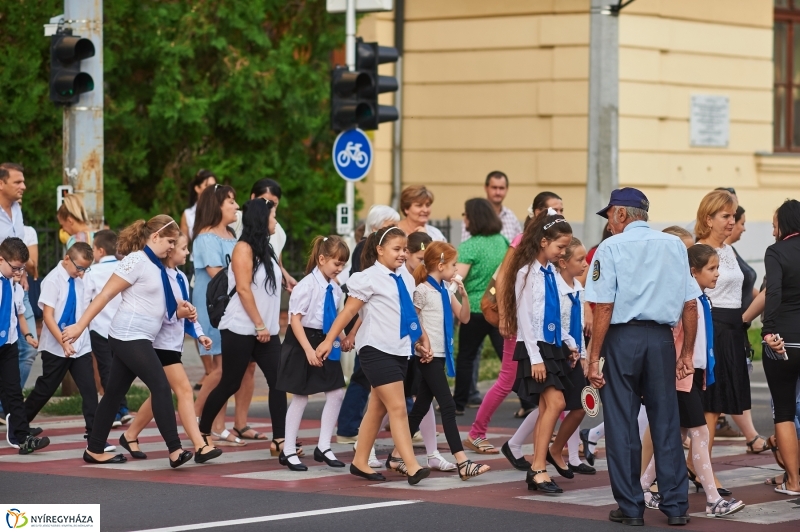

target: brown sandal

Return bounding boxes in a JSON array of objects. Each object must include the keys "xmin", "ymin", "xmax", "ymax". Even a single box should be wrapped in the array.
[
  {"xmin": 746, "ymin": 434, "xmax": 769, "ymax": 454},
  {"xmin": 463, "ymin": 437, "xmax": 499, "ymax": 454}
]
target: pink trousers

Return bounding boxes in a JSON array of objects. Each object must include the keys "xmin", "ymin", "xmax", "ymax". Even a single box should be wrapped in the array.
[{"xmin": 468, "ymin": 338, "xmax": 517, "ymax": 440}]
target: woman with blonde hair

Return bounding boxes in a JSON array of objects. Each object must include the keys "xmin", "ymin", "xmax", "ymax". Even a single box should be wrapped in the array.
[
  {"xmin": 396, "ymin": 185, "xmax": 447, "ymax": 242},
  {"xmin": 57, "ymin": 194, "xmax": 94, "ymax": 249}
]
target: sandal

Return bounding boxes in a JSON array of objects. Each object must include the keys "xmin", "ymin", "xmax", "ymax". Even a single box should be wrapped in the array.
[
  {"xmin": 765, "ymin": 472, "xmax": 787, "ymax": 486},
  {"xmin": 385, "ymin": 453, "xmax": 408, "ymax": 476},
  {"xmin": 427, "ymin": 451, "xmax": 457, "ymax": 472},
  {"xmin": 233, "ymin": 426, "xmax": 268, "ymax": 441},
  {"xmin": 212, "ymin": 429, "xmax": 246, "ymax": 447},
  {"xmin": 270, "ymin": 438, "xmax": 305, "ymax": 458},
  {"xmin": 767, "ymin": 435, "xmax": 785, "ymax": 469},
  {"xmin": 775, "ymin": 482, "xmax": 800, "ymax": 496},
  {"xmin": 462, "ymin": 437, "xmax": 499, "ymax": 454},
  {"xmin": 746, "ymin": 434, "xmax": 769, "ymax": 454},
  {"xmin": 457, "ymin": 459, "xmax": 490, "ymax": 481}
]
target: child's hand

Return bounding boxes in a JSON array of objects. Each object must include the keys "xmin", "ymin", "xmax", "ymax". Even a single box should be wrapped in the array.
[
  {"xmin": 340, "ymin": 335, "xmax": 353, "ymax": 352},
  {"xmin": 61, "ymin": 341, "xmax": 76, "ymax": 358},
  {"xmin": 26, "ymin": 336, "xmax": 38, "ymax": 349},
  {"xmin": 452, "ymin": 275, "xmax": 467, "ymax": 297},
  {"xmin": 306, "ymin": 347, "xmax": 323, "ymax": 367},
  {"xmin": 198, "ymin": 335, "xmax": 212, "ymax": 350},
  {"xmin": 315, "ymin": 340, "xmax": 332, "ymax": 361}
]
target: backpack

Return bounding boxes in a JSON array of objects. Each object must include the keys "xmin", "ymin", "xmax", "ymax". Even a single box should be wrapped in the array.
[{"xmin": 205, "ymin": 255, "xmax": 236, "ymax": 329}]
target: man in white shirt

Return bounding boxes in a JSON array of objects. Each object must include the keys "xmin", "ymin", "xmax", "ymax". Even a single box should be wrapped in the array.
[
  {"xmin": 461, "ymin": 170, "xmax": 522, "ymax": 244},
  {"xmin": 0, "ymin": 163, "xmax": 25, "ymax": 242}
]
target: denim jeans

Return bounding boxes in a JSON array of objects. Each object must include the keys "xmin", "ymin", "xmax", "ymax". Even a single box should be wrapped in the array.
[
  {"xmin": 336, "ymin": 356, "xmax": 371, "ymax": 437},
  {"xmin": 17, "ymin": 291, "xmax": 38, "ymax": 390}
]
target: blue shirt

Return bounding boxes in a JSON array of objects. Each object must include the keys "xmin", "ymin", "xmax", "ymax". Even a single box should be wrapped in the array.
[
  {"xmin": 0, "ymin": 202, "xmax": 24, "ymax": 242},
  {"xmin": 585, "ymin": 221, "xmax": 700, "ymax": 326}
]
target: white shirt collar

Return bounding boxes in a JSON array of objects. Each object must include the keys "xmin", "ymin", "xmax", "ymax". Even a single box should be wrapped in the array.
[
  {"xmin": 98, "ymin": 255, "xmax": 117, "ymax": 264},
  {"xmin": 372, "ymin": 261, "xmax": 398, "ymax": 276},
  {"xmin": 556, "ymin": 273, "xmax": 584, "ymax": 295},
  {"xmin": 311, "ymin": 267, "xmax": 330, "ymax": 288}
]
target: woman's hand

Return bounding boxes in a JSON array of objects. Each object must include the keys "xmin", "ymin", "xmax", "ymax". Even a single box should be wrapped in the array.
[
  {"xmin": 61, "ymin": 324, "xmax": 85, "ymax": 345},
  {"xmin": 305, "ymin": 347, "xmax": 323, "ymax": 367},
  {"xmin": 499, "ymin": 319, "xmax": 514, "ymax": 340},
  {"xmin": 531, "ymin": 362, "xmax": 546, "ymax": 383},
  {"xmin": 765, "ymin": 333, "xmax": 786, "ymax": 354},
  {"xmin": 198, "ymin": 335, "xmax": 212, "ymax": 351},
  {"xmin": 316, "ymin": 339, "xmax": 333, "ymax": 360},
  {"xmin": 26, "ymin": 336, "xmax": 38, "ymax": 349},
  {"xmin": 255, "ymin": 325, "xmax": 270, "ymax": 344},
  {"xmin": 569, "ymin": 348, "xmax": 579, "ymax": 368}
]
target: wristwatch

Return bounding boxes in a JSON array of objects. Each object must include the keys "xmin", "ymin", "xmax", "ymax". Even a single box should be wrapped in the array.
[{"xmin": 24, "ymin": 333, "xmax": 33, "ymax": 339}]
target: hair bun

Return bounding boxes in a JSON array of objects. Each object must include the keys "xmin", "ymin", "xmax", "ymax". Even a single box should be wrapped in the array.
[{"xmin": 547, "ymin": 207, "xmax": 558, "ymax": 215}]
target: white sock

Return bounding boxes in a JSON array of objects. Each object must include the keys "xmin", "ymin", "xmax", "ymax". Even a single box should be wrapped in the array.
[
  {"xmin": 420, "ymin": 405, "xmax": 438, "ymax": 456},
  {"xmin": 637, "ymin": 405, "xmax": 648, "ymax": 441},
  {"xmin": 567, "ymin": 421, "xmax": 582, "ymax": 467},
  {"xmin": 587, "ymin": 422, "xmax": 604, "ymax": 454},
  {"xmin": 508, "ymin": 408, "xmax": 539, "ymax": 458},
  {"xmin": 318, "ymin": 389, "xmax": 345, "ymax": 460},
  {"xmin": 284, "ymin": 395, "xmax": 308, "ymax": 465}
]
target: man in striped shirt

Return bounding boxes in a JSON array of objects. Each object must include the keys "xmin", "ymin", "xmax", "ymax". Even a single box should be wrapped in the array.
[{"xmin": 460, "ymin": 170, "xmax": 522, "ymax": 244}]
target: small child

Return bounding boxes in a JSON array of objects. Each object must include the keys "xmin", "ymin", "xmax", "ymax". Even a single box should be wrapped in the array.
[{"xmin": 276, "ymin": 236, "xmax": 350, "ymax": 470}]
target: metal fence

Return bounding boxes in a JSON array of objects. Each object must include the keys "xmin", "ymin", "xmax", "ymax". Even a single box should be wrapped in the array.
[{"xmin": 34, "ymin": 226, "xmax": 64, "ymax": 278}]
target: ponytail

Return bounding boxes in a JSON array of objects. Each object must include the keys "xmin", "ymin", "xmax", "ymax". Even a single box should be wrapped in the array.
[
  {"xmin": 361, "ymin": 226, "xmax": 406, "ymax": 268},
  {"xmin": 117, "ymin": 215, "xmax": 179, "ymax": 256},
  {"xmin": 305, "ymin": 235, "xmax": 350, "ymax": 275}
]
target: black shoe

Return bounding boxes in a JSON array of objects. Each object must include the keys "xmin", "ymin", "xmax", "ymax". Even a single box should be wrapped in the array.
[
  {"xmin": 18, "ymin": 435, "xmax": 50, "ymax": 455},
  {"xmin": 526, "ymin": 469, "xmax": 563, "ymax": 494},
  {"xmin": 29, "ymin": 427, "xmax": 43, "ymax": 437},
  {"xmin": 717, "ymin": 487, "xmax": 732, "ymax": 496},
  {"xmin": 609, "ymin": 508, "xmax": 644, "ymax": 526},
  {"xmin": 580, "ymin": 428, "xmax": 597, "ymax": 466},
  {"xmin": 501, "ymin": 441, "xmax": 531, "ymax": 471},
  {"xmin": 194, "ymin": 445, "xmax": 222, "ymax": 464},
  {"xmin": 169, "ymin": 449, "xmax": 193, "ymax": 469},
  {"xmin": 82, "ymin": 450, "xmax": 126, "ymax": 464},
  {"xmin": 570, "ymin": 462, "xmax": 596, "ymax": 475},
  {"xmin": 546, "ymin": 449, "xmax": 574, "ymax": 479},
  {"xmin": 119, "ymin": 433, "xmax": 147, "ymax": 459},
  {"xmin": 407, "ymin": 467, "xmax": 431, "ymax": 485},
  {"xmin": 350, "ymin": 463, "xmax": 386, "ymax": 481},
  {"xmin": 281, "ymin": 452, "xmax": 308, "ymax": 471},
  {"xmin": 314, "ymin": 447, "xmax": 345, "ymax": 467},
  {"xmin": 667, "ymin": 515, "xmax": 690, "ymax": 526}
]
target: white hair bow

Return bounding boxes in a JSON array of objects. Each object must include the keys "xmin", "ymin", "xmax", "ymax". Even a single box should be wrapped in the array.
[{"xmin": 547, "ymin": 207, "xmax": 558, "ymax": 215}]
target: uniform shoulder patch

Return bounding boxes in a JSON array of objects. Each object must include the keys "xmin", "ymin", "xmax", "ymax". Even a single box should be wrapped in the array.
[{"xmin": 592, "ymin": 259, "xmax": 600, "ymax": 282}]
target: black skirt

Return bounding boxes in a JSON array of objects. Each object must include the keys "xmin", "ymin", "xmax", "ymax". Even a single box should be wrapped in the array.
[
  {"xmin": 513, "ymin": 341, "xmax": 572, "ymax": 400},
  {"xmin": 702, "ymin": 307, "xmax": 751, "ymax": 415},
  {"xmin": 678, "ymin": 369, "xmax": 706, "ymax": 428},
  {"xmin": 561, "ymin": 346, "xmax": 587, "ymax": 411},
  {"xmin": 276, "ymin": 327, "xmax": 345, "ymax": 395},
  {"xmin": 154, "ymin": 349, "xmax": 182, "ymax": 367}
]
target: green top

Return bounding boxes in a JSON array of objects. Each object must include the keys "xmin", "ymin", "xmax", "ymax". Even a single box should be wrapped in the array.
[{"xmin": 458, "ymin": 233, "xmax": 509, "ymax": 310}]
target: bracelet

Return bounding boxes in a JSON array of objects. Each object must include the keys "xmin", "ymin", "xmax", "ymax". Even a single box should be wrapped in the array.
[
  {"xmin": 24, "ymin": 333, "xmax": 33, "ymax": 339},
  {"xmin": 255, "ymin": 326, "xmax": 267, "ymax": 332},
  {"xmin": 588, "ymin": 361, "xmax": 600, "ymax": 366}
]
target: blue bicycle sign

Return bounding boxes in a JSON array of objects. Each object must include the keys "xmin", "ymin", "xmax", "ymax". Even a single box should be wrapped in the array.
[{"xmin": 332, "ymin": 128, "xmax": 373, "ymax": 181}]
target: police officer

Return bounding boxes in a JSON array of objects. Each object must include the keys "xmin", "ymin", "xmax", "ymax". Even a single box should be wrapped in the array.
[{"xmin": 586, "ymin": 188, "xmax": 700, "ymax": 526}]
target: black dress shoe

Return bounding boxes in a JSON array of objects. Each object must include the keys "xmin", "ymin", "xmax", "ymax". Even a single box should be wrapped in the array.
[
  {"xmin": 30, "ymin": 427, "xmax": 43, "ymax": 437},
  {"xmin": 119, "ymin": 433, "xmax": 147, "ymax": 459},
  {"xmin": 194, "ymin": 445, "xmax": 222, "ymax": 464},
  {"xmin": 526, "ymin": 469, "xmax": 564, "ymax": 493},
  {"xmin": 608, "ymin": 508, "xmax": 644, "ymax": 526},
  {"xmin": 83, "ymin": 450, "xmax": 127, "ymax": 464},
  {"xmin": 314, "ymin": 447, "xmax": 345, "ymax": 467},
  {"xmin": 281, "ymin": 452, "xmax": 308, "ymax": 471},
  {"xmin": 570, "ymin": 462, "xmax": 596, "ymax": 475},
  {"xmin": 501, "ymin": 441, "xmax": 531, "ymax": 471},
  {"xmin": 169, "ymin": 449, "xmax": 193, "ymax": 469},
  {"xmin": 546, "ymin": 449, "xmax": 574, "ymax": 479},
  {"xmin": 580, "ymin": 428, "xmax": 596, "ymax": 466},
  {"xmin": 350, "ymin": 463, "xmax": 386, "ymax": 481},
  {"xmin": 667, "ymin": 515, "xmax": 690, "ymax": 526},
  {"xmin": 717, "ymin": 487, "xmax": 732, "ymax": 496},
  {"xmin": 407, "ymin": 467, "xmax": 431, "ymax": 485}
]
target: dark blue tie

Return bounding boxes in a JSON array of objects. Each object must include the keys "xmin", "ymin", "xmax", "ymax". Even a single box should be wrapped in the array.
[
  {"xmin": 390, "ymin": 273, "xmax": 422, "ymax": 355},
  {"xmin": 175, "ymin": 271, "xmax": 199, "ymax": 339},
  {"xmin": 58, "ymin": 277, "xmax": 77, "ymax": 331},
  {"xmin": 428, "ymin": 276, "xmax": 455, "ymax": 377},
  {"xmin": 699, "ymin": 294, "xmax": 715, "ymax": 386},
  {"xmin": 567, "ymin": 292, "xmax": 582, "ymax": 353},
  {"xmin": 0, "ymin": 277, "xmax": 12, "ymax": 345},
  {"xmin": 324, "ymin": 284, "xmax": 341, "ymax": 361},
  {"xmin": 541, "ymin": 266, "xmax": 562, "ymax": 346},
  {"xmin": 143, "ymin": 245, "xmax": 178, "ymax": 319}
]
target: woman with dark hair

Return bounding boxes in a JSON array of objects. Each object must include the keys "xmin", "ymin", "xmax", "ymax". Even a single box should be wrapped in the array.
[
  {"xmin": 762, "ymin": 199, "xmax": 800, "ymax": 496},
  {"xmin": 180, "ymin": 169, "xmax": 217, "ymax": 241},
  {"xmin": 199, "ymin": 198, "xmax": 288, "ymax": 456},
  {"xmin": 530, "ymin": 191, "xmax": 564, "ymax": 217}
]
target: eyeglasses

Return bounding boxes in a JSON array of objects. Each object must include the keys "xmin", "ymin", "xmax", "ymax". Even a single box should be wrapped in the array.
[
  {"xmin": 69, "ymin": 255, "xmax": 88, "ymax": 273},
  {"xmin": 0, "ymin": 256, "xmax": 25, "ymax": 274}
]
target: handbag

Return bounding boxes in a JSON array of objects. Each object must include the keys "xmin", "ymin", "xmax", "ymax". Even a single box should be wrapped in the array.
[{"xmin": 480, "ymin": 267, "xmax": 500, "ymax": 327}]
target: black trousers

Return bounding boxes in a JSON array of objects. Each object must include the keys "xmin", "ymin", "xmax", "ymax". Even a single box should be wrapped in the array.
[
  {"xmin": 90, "ymin": 330, "xmax": 127, "ymax": 410},
  {"xmin": 88, "ymin": 338, "xmax": 181, "ymax": 454},
  {"xmin": 25, "ymin": 352, "xmax": 97, "ymax": 434},
  {"xmin": 453, "ymin": 313, "xmax": 504, "ymax": 410},
  {"xmin": 763, "ymin": 349, "xmax": 800, "ymax": 423},
  {"xmin": 599, "ymin": 322, "xmax": 688, "ymax": 519},
  {"xmin": 408, "ymin": 357, "xmax": 463, "ymax": 454},
  {"xmin": 0, "ymin": 343, "xmax": 32, "ymax": 442},
  {"xmin": 199, "ymin": 331, "xmax": 286, "ymax": 439}
]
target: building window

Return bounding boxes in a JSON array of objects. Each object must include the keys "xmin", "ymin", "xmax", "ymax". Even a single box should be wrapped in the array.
[{"xmin": 774, "ymin": 0, "xmax": 800, "ymax": 150}]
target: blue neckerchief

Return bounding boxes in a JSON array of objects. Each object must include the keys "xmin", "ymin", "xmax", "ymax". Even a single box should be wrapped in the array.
[
  {"xmin": 0, "ymin": 276, "xmax": 11, "ymax": 345},
  {"xmin": 699, "ymin": 294, "xmax": 715, "ymax": 386},
  {"xmin": 428, "ymin": 276, "xmax": 455, "ymax": 377},
  {"xmin": 175, "ymin": 271, "xmax": 199, "ymax": 339},
  {"xmin": 324, "ymin": 284, "xmax": 341, "ymax": 361},
  {"xmin": 142, "ymin": 246, "xmax": 178, "ymax": 319},
  {"xmin": 57, "ymin": 277, "xmax": 77, "ymax": 331},
  {"xmin": 567, "ymin": 291, "xmax": 582, "ymax": 354},
  {"xmin": 390, "ymin": 272, "xmax": 422, "ymax": 355},
  {"xmin": 541, "ymin": 265, "xmax": 562, "ymax": 346}
]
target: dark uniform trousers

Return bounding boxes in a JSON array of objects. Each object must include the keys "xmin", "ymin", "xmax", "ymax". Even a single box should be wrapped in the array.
[
  {"xmin": 599, "ymin": 320, "xmax": 688, "ymax": 519},
  {"xmin": 0, "ymin": 343, "xmax": 33, "ymax": 442}
]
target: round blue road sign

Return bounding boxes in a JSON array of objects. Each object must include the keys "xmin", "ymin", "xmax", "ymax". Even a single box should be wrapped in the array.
[{"xmin": 332, "ymin": 128, "xmax": 373, "ymax": 181}]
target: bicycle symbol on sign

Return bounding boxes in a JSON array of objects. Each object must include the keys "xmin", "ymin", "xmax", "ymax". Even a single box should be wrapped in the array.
[{"xmin": 336, "ymin": 142, "xmax": 370, "ymax": 169}]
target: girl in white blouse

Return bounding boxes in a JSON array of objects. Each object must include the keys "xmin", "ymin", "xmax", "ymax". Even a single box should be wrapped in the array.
[
  {"xmin": 276, "ymin": 236, "xmax": 350, "ymax": 471},
  {"xmin": 499, "ymin": 209, "xmax": 577, "ymax": 494},
  {"xmin": 317, "ymin": 226, "xmax": 433, "ymax": 485}
]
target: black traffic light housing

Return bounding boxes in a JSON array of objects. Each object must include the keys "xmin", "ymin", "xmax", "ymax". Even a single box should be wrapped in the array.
[{"xmin": 49, "ymin": 29, "xmax": 95, "ymax": 105}]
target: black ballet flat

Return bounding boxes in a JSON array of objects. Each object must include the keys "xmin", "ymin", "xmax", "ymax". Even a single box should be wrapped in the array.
[
  {"xmin": 501, "ymin": 441, "xmax": 531, "ymax": 471},
  {"xmin": 83, "ymin": 450, "xmax": 127, "ymax": 464},
  {"xmin": 717, "ymin": 487, "xmax": 732, "ymax": 496},
  {"xmin": 580, "ymin": 429, "xmax": 597, "ymax": 466},
  {"xmin": 546, "ymin": 449, "xmax": 574, "ymax": 479},
  {"xmin": 281, "ymin": 452, "xmax": 308, "ymax": 472},
  {"xmin": 169, "ymin": 449, "xmax": 193, "ymax": 469},
  {"xmin": 407, "ymin": 467, "xmax": 430, "ymax": 485},
  {"xmin": 194, "ymin": 445, "xmax": 222, "ymax": 464},
  {"xmin": 526, "ymin": 469, "xmax": 563, "ymax": 494},
  {"xmin": 119, "ymin": 433, "xmax": 147, "ymax": 460},
  {"xmin": 314, "ymin": 447, "xmax": 345, "ymax": 468},
  {"xmin": 350, "ymin": 463, "xmax": 386, "ymax": 481},
  {"xmin": 570, "ymin": 462, "xmax": 596, "ymax": 475}
]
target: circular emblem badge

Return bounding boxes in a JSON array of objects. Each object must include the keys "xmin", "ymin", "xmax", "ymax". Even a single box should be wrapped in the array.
[
  {"xmin": 547, "ymin": 323, "xmax": 556, "ymax": 332},
  {"xmin": 60, "ymin": 323, "xmax": 66, "ymax": 330},
  {"xmin": 581, "ymin": 386, "xmax": 601, "ymax": 417},
  {"xmin": 410, "ymin": 322, "xmax": 418, "ymax": 331},
  {"xmin": 333, "ymin": 340, "xmax": 341, "ymax": 349},
  {"xmin": 0, "ymin": 330, "xmax": 5, "ymax": 338}
]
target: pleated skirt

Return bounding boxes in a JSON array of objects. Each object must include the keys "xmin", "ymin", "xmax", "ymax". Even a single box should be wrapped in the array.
[
  {"xmin": 513, "ymin": 341, "xmax": 573, "ymax": 400},
  {"xmin": 702, "ymin": 307, "xmax": 751, "ymax": 415},
  {"xmin": 276, "ymin": 327, "xmax": 345, "ymax": 395}
]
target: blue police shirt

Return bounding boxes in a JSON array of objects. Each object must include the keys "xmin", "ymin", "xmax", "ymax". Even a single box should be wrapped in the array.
[{"xmin": 585, "ymin": 221, "xmax": 700, "ymax": 326}]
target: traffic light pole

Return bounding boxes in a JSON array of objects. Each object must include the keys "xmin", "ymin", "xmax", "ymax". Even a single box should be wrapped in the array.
[
  {"xmin": 63, "ymin": 0, "xmax": 104, "ymax": 229},
  {"xmin": 344, "ymin": 0, "xmax": 356, "ymax": 237}
]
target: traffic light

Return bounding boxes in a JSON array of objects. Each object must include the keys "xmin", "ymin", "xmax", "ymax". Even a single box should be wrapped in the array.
[
  {"xmin": 330, "ymin": 66, "xmax": 373, "ymax": 132},
  {"xmin": 49, "ymin": 29, "xmax": 95, "ymax": 105}
]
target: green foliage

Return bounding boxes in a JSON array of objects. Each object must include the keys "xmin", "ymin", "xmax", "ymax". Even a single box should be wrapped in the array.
[{"xmin": 0, "ymin": 1, "xmax": 346, "ymax": 271}]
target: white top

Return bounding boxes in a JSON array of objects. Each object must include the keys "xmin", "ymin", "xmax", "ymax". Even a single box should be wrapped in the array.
[
  {"xmin": 184, "ymin": 204, "xmax": 197, "ymax": 240},
  {"xmin": 557, "ymin": 274, "xmax": 586, "ymax": 358},
  {"xmin": 704, "ymin": 244, "xmax": 743, "ymax": 309},
  {"xmin": 37, "ymin": 263, "xmax": 91, "ymax": 357},
  {"xmin": 413, "ymin": 281, "xmax": 456, "ymax": 358},
  {"xmin": 220, "ymin": 258, "xmax": 282, "ymax": 336},
  {"xmin": 13, "ymin": 284, "xmax": 25, "ymax": 317},
  {"xmin": 153, "ymin": 269, "xmax": 204, "ymax": 351},
  {"xmin": 231, "ymin": 211, "xmax": 287, "ymax": 257},
  {"xmin": 347, "ymin": 261, "xmax": 418, "ymax": 357},
  {"xmin": 515, "ymin": 260, "xmax": 577, "ymax": 365},
  {"xmin": 423, "ymin": 224, "xmax": 447, "ymax": 243},
  {"xmin": 108, "ymin": 251, "xmax": 168, "ymax": 341},
  {"xmin": 693, "ymin": 297, "xmax": 708, "ymax": 370},
  {"xmin": 288, "ymin": 267, "xmax": 342, "ymax": 329},
  {"xmin": 22, "ymin": 226, "xmax": 38, "ymax": 248},
  {"xmin": 0, "ymin": 201, "xmax": 24, "ymax": 242},
  {"xmin": 2, "ymin": 281, "xmax": 24, "ymax": 345},
  {"xmin": 82, "ymin": 256, "xmax": 122, "ymax": 338}
]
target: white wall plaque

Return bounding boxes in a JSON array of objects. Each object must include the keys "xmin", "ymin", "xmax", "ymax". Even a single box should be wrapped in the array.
[
  {"xmin": 690, "ymin": 94, "xmax": 729, "ymax": 148},
  {"xmin": 327, "ymin": 0, "xmax": 392, "ymax": 13}
]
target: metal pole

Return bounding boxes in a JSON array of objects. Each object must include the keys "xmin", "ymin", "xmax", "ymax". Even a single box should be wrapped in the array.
[
  {"xmin": 63, "ymin": 0, "xmax": 104, "ymax": 230},
  {"xmin": 345, "ymin": 0, "xmax": 356, "ymax": 234},
  {"xmin": 390, "ymin": 0, "xmax": 405, "ymax": 212},
  {"xmin": 583, "ymin": 0, "xmax": 618, "ymax": 246}
]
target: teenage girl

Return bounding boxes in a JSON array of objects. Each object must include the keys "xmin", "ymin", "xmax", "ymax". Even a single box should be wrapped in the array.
[
  {"xmin": 276, "ymin": 236, "xmax": 351, "ymax": 471},
  {"xmin": 317, "ymin": 226, "xmax": 433, "ymax": 485},
  {"xmin": 389, "ymin": 241, "xmax": 491, "ymax": 480},
  {"xmin": 120, "ymin": 233, "xmax": 222, "ymax": 463},
  {"xmin": 62, "ymin": 215, "xmax": 195, "ymax": 467},
  {"xmin": 640, "ymin": 244, "xmax": 745, "ymax": 518},
  {"xmin": 499, "ymin": 209, "xmax": 577, "ymax": 493}
]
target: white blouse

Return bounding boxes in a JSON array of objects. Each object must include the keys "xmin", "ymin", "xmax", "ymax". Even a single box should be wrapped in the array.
[
  {"xmin": 704, "ymin": 244, "xmax": 743, "ymax": 309},
  {"xmin": 288, "ymin": 267, "xmax": 342, "ymax": 330},
  {"xmin": 347, "ymin": 261, "xmax": 417, "ymax": 357},
  {"xmin": 108, "ymin": 251, "xmax": 167, "ymax": 342},
  {"xmin": 515, "ymin": 260, "xmax": 577, "ymax": 365},
  {"xmin": 82, "ymin": 256, "xmax": 122, "ymax": 339},
  {"xmin": 219, "ymin": 258, "xmax": 282, "ymax": 336},
  {"xmin": 2, "ymin": 279, "xmax": 25, "ymax": 346},
  {"xmin": 413, "ymin": 281, "xmax": 455, "ymax": 358},
  {"xmin": 38, "ymin": 263, "xmax": 91, "ymax": 357},
  {"xmin": 557, "ymin": 274, "xmax": 586, "ymax": 358},
  {"xmin": 153, "ymin": 269, "xmax": 204, "ymax": 352},
  {"xmin": 184, "ymin": 204, "xmax": 197, "ymax": 240}
]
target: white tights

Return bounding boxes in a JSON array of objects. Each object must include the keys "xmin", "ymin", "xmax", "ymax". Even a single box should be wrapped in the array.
[{"xmin": 284, "ymin": 389, "xmax": 345, "ymax": 465}]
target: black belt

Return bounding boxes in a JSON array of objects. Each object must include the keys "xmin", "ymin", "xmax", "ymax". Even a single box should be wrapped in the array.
[{"xmin": 613, "ymin": 320, "xmax": 669, "ymax": 328}]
